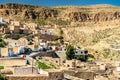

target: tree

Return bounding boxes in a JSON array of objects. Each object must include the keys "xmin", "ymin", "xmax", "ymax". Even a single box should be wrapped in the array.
[
  {"xmin": 0, "ymin": 39, "xmax": 5, "ymax": 47},
  {"xmin": 66, "ymin": 45, "xmax": 75, "ymax": 60},
  {"xmin": 0, "ymin": 66, "xmax": 4, "ymax": 80},
  {"xmin": 0, "ymin": 42, "xmax": 4, "ymax": 47},
  {"xmin": 59, "ymin": 28, "xmax": 64, "ymax": 37}
]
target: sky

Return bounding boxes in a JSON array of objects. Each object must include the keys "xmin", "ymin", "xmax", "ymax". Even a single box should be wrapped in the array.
[{"xmin": 0, "ymin": 0, "xmax": 120, "ymax": 6}]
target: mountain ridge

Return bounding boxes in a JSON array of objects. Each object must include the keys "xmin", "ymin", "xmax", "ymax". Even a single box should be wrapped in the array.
[{"xmin": 0, "ymin": 3, "xmax": 120, "ymax": 25}]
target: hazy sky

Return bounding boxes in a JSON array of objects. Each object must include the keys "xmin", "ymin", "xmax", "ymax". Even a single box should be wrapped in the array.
[{"xmin": 0, "ymin": 0, "xmax": 120, "ymax": 6}]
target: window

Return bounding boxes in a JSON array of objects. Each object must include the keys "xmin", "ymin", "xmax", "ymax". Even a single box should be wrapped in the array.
[
  {"xmin": 85, "ymin": 51, "xmax": 88, "ymax": 54},
  {"xmin": 67, "ymin": 65, "xmax": 70, "ymax": 67},
  {"xmin": 81, "ymin": 51, "xmax": 83, "ymax": 54},
  {"xmin": 63, "ymin": 60, "xmax": 66, "ymax": 63}
]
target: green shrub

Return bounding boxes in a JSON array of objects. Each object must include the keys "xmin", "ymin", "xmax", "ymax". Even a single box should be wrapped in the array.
[
  {"xmin": 27, "ymin": 36, "xmax": 33, "ymax": 41},
  {"xmin": 0, "ymin": 75, "xmax": 4, "ymax": 80},
  {"xmin": 0, "ymin": 75, "xmax": 7, "ymax": 80},
  {"xmin": 0, "ymin": 66, "xmax": 4, "ymax": 70},
  {"xmin": 50, "ymin": 63, "xmax": 57, "ymax": 69},
  {"xmin": 66, "ymin": 45, "xmax": 75, "ymax": 60},
  {"xmin": 0, "ymin": 42, "xmax": 5, "ymax": 47},
  {"xmin": 35, "ymin": 61, "xmax": 51, "ymax": 69}
]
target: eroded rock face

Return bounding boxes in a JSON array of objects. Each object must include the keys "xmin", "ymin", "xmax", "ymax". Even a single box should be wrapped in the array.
[
  {"xmin": 0, "ymin": 3, "xmax": 120, "ymax": 22},
  {"xmin": 0, "ymin": 9, "xmax": 58, "ymax": 20},
  {"xmin": 21, "ymin": 9, "xmax": 58, "ymax": 19},
  {"xmin": 93, "ymin": 12, "xmax": 120, "ymax": 22},
  {"xmin": 0, "ymin": 3, "xmax": 39, "ymax": 9},
  {"xmin": 62, "ymin": 11, "xmax": 120, "ymax": 22},
  {"xmin": 66, "ymin": 12, "xmax": 90, "ymax": 21}
]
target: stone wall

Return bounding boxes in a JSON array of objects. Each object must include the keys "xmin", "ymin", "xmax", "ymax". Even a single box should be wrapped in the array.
[{"xmin": 6, "ymin": 75, "xmax": 49, "ymax": 80}]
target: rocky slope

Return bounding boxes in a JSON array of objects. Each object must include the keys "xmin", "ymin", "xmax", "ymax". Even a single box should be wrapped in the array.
[
  {"xmin": 0, "ymin": 3, "xmax": 58, "ymax": 20},
  {"xmin": 0, "ymin": 3, "xmax": 120, "ymax": 23}
]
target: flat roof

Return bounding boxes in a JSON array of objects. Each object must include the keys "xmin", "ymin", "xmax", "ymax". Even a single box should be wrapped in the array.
[
  {"xmin": 0, "ymin": 57, "xmax": 25, "ymax": 60},
  {"xmin": 6, "ymin": 74, "xmax": 48, "ymax": 77}
]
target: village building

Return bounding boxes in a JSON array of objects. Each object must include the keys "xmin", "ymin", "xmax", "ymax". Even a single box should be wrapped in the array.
[
  {"xmin": 14, "ymin": 66, "xmax": 38, "ymax": 74},
  {"xmin": 9, "ymin": 25, "xmax": 20, "ymax": 33},
  {"xmin": 6, "ymin": 66, "xmax": 64, "ymax": 80},
  {"xmin": 0, "ymin": 57, "xmax": 26, "ymax": 67}
]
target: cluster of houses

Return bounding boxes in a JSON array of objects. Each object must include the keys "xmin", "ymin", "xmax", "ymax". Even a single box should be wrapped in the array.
[
  {"xmin": 0, "ymin": 17, "xmax": 66, "ymax": 80},
  {"xmin": 0, "ymin": 17, "xmax": 53, "ymax": 36},
  {"xmin": 1, "ymin": 17, "xmax": 120, "ymax": 80}
]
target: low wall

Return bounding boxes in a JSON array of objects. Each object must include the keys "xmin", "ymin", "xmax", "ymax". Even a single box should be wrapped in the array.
[{"xmin": 6, "ymin": 75, "xmax": 49, "ymax": 80}]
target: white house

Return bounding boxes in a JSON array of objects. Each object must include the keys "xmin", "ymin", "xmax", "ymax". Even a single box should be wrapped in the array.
[
  {"xmin": 75, "ymin": 48, "xmax": 88, "ymax": 56},
  {"xmin": 0, "ymin": 17, "xmax": 6, "ymax": 24}
]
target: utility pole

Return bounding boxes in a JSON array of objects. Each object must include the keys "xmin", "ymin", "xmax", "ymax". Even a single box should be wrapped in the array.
[{"xmin": 32, "ymin": 58, "xmax": 33, "ymax": 74}]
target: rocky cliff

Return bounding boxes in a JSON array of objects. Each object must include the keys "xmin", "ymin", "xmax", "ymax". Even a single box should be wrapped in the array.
[
  {"xmin": 0, "ymin": 3, "xmax": 58, "ymax": 20},
  {"xmin": 61, "ymin": 11, "xmax": 120, "ymax": 22},
  {"xmin": 0, "ymin": 3, "xmax": 120, "ymax": 23}
]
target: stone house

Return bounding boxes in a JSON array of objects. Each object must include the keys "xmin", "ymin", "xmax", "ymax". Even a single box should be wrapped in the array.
[
  {"xmin": 9, "ymin": 25, "xmax": 20, "ymax": 33},
  {"xmin": 39, "ymin": 69, "xmax": 64, "ymax": 80},
  {"xmin": 0, "ymin": 57, "xmax": 26, "ymax": 67},
  {"xmin": 25, "ymin": 23, "xmax": 37, "ymax": 30},
  {"xmin": 74, "ymin": 72, "xmax": 95, "ymax": 80},
  {"xmin": 6, "ymin": 69, "xmax": 64, "ymax": 80},
  {"xmin": 0, "ymin": 47, "xmax": 8, "ymax": 57},
  {"xmin": 32, "ymin": 30, "xmax": 40, "ymax": 34},
  {"xmin": 40, "ymin": 57, "xmax": 81, "ymax": 70},
  {"xmin": 14, "ymin": 66, "xmax": 38, "ymax": 75},
  {"xmin": 18, "ymin": 37, "xmax": 28, "ymax": 46},
  {"xmin": 0, "ymin": 47, "xmax": 20, "ymax": 57},
  {"xmin": 61, "ymin": 59, "xmax": 76, "ymax": 69},
  {"xmin": 10, "ymin": 21, "xmax": 21, "ymax": 26},
  {"xmin": 27, "ymin": 44, "xmax": 39, "ymax": 50},
  {"xmin": 95, "ymin": 61, "xmax": 106, "ymax": 70},
  {"xmin": 3, "ymin": 27, "xmax": 10, "ymax": 34},
  {"xmin": 12, "ymin": 47, "xmax": 19, "ymax": 55}
]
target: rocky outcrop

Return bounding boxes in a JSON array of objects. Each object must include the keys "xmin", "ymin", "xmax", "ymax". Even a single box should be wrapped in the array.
[
  {"xmin": 94, "ymin": 12, "xmax": 120, "ymax": 22},
  {"xmin": 0, "ymin": 3, "xmax": 120, "ymax": 22},
  {"xmin": 22, "ymin": 9, "xmax": 58, "ymax": 19},
  {"xmin": 64, "ymin": 12, "xmax": 90, "ymax": 21},
  {"xmin": 62, "ymin": 11, "xmax": 120, "ymax": 22},
  {"xmin": 0, "ymin": 3, "xmax": 39, "ymax": 9},
  {"xmin": 0, "ymin": 8, "xmax": 58, "ymax": 20}
]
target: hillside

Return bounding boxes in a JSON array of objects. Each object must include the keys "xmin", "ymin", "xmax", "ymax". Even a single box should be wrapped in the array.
[
  {"xmin": 1, "ymin": 3, "xmax": 120, "ymax": 60},
  {"xmin": 0, "ymin": 3, "xmax": 120, "ymax": 23}
]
